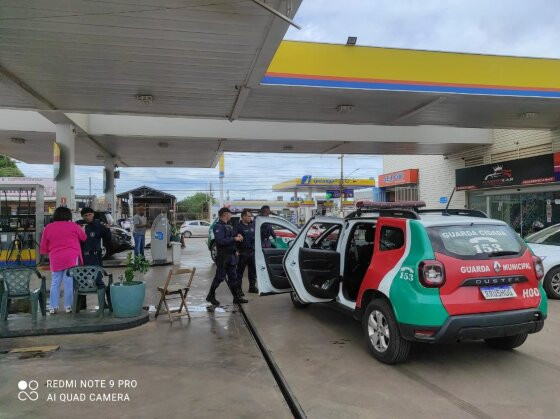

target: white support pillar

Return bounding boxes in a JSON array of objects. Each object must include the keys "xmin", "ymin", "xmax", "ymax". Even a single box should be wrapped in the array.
[
  {"xmin": 55, "ymin": 124, "xmax": 75, "ymax": 209},
  {"xmin": 104, "ymin": 157, "xmax": 116, "ymax": 216}
]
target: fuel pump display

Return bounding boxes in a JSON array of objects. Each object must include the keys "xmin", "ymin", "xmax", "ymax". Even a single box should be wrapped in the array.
[{"xmin": 0, "ymin": 184, "xmax": 45, "ymax": 267}]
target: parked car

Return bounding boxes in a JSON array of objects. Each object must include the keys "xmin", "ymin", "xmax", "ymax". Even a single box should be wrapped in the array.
[
  {"xmin": 181, "ymin": 220, "xmax": 211, "ymax": 238},
  {"xmin": 207, "ymin": 212, "xmax": 296, "ymax": 262},
  {"xmin": 93, "ymin": 211, "xmax": 134, "ymax": 259},
  {"xmin": 525, "ymin": 223, "xmax": 560, "ymax": 299},
  {"xmin": 255, "ymin": 210, "xmax": 547, "ymax": 364}
]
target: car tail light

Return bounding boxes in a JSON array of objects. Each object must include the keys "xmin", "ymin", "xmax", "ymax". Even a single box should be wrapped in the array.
[
  {"xmin": 418, "ymin": 260, "xmax": 446, "ymax": 288},
  {"xmin": 532, "ymin": 256, "xmax": 544, "ymax": 282}
]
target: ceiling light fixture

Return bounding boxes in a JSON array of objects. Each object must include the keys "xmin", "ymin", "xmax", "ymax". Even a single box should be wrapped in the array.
[
  {"xmin": 136, "ymin": 94, "xmax": 153, "ymax": 104},
  {"xmin": 10, "ymin": 137, "xmax": 26, "ymax": 144},
  {"xmin": 346, "ymin": 36, "xmax": 357, "ymax": 46},
  {"xmin": 519, "ymin": 112, "xmax": 538, "ymax": 119},
  {"xmin": 165, "ymin": 160, "xmax": 173, "ymax": 165},
  {"xmin": 158, "ymin": 141, "xmax": 169, "ymax": 148},
  {"xmin": 282, "ymin": 145, "xmax": 294, "ymax": 151},
  {"xmin": 336, "ymin": 104, "xmax": 354, "ymax": 113}
]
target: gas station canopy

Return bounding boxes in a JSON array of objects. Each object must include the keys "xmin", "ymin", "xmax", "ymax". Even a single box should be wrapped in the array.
[
  {"xmin": 1, "ymin": 0, "xmax": 560, "ymax": 168},
  {"xmin": 273, "ymin": 176, "xmax": 375, "ymax": 193}
]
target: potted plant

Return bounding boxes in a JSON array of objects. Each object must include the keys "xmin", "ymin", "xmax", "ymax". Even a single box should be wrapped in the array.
[
  {"xmin": 170, "ymin": 224, "xmax": 181, "ymax": 243},
  {"xmin": 110, "ymin": 253, "xmax": 150, "ymax": 318}
]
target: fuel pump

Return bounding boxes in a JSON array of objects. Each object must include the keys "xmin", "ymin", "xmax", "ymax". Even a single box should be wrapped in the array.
[{"xmin": 0, "ymin": 184, "xmax": 44, "ymax": 267}]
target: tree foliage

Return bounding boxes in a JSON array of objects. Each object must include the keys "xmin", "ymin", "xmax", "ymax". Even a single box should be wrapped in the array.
[
  {"xmin": 0, "ymin": 155, "xmax": 24, "ymax": 177},
  {"xmin": 177, "ymin": 193, "xmax": 215, "ymax": 219}
]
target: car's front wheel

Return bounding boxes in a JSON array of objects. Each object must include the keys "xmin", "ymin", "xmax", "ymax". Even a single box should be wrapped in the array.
[
  {"xmin": 543, "ymin": 266, "xmax": 560, "ymax": 299},
  {"xmin": 485, "ymin": 333, "xmax": 528, "ymax": 349},
  {"xmin": 290, "ymin": 291, "xmax": 310, "ymax": 309},
  {"xmin": 183, "ymin": 230, "xmax": 193, "ymax": 238},
  {"xmin": 362, "ymin": 299, "xmax": 411, "ymax": 364}
]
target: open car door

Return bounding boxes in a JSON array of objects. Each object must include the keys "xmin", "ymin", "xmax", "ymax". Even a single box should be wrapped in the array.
[
  {"xmin": 283, "ymin": 217, "xmax": 345, "ymax": 304},
  {"xmin": 255, "ymin": 215, "xmax": 299, "ymax": 295}
]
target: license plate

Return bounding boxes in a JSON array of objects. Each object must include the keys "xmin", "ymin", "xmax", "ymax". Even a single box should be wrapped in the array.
[{"xmin": 480, "ymin": 286, "xmax": 517, "ymax": 300}]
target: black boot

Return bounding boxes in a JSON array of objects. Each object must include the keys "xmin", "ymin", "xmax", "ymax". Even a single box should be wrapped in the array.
[
  {"xmin": 238, "ymin": 288, "xmax": 245, "ymax": 297},
  {"xmin": 248, "ymin": 284, "xmax": 259, "ymax": 294},
  {"xmin": 233, "ymin": 288, "xmax": 248, "ymax": 304},
  {"xmin": 206, "ymin": 289, "xmax": 220, "ymax": 306}
]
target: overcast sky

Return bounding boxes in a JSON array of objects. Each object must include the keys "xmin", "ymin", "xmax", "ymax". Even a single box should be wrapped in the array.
[{"xmin": 15, "ymin": 1, "xmax": 560, "ymax": 200}]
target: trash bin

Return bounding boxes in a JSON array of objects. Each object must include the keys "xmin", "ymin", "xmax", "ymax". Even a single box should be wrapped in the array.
[{"xmin": 171, "ymin": 242, "xmax": 181, "ymax": 265}]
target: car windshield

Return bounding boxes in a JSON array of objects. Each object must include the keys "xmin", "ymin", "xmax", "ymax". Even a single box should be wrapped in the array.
[
  {"xmin": 525, "ymin": 224, "xmax": 560, "ymax": 246},
  {"xmin": 428, "ymin": 224, "xmax": 525, "ymax": 260}
]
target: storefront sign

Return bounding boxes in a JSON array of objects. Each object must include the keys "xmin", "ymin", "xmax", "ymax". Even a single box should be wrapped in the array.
[
  {"xmin": 378, "ymin": 169, "xmax": 419, "ymax": 188},
  {"xmin": 456, "ymin": 154, "xmax": 556, "ymax": 190}
]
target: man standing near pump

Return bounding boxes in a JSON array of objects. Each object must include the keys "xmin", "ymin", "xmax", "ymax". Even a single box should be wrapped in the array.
[
  {"xmin": 133, "ymin": 206, "xmax": 147, "ymax": 256},
  {"xmin": 206, "ymin": 207, "xmax": 248, "ymax": 307}
]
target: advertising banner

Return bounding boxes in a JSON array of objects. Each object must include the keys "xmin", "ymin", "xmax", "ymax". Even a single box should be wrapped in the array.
[
  {"xmin": 378, "ymin": 169, "xmax": 419, "ymax": 188},
  {"xmin": 554, "ymin": 152, "xmax": 560, "ymax": 182},
  {"xmin": 456, "ymin": 154, "xmax": 556, "ymax": 190}
]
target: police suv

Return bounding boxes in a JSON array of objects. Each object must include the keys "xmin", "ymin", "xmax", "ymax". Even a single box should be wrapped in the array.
[{"xmin": 254, "ymin": 204, "xmax": 547, "ymax": 364}]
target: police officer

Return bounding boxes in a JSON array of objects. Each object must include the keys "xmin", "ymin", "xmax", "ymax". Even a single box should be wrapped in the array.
[
  {"xmin": 260, "ymin": 205, "xmax": 277, "ymax": 248},
  {"xmin": 234, "ymin": 209, "xmax": 258, "ymax": 294},
  {"xmin": 76, "ymin": 208, "xmax": 113, "ymax": 307},
  {"xmin": 206, "ymin": 207, "xmax": 248, "ymax": 306}
]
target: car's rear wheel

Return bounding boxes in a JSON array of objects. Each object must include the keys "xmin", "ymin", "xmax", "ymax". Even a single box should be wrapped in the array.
[
  {"xmin": 543, "ymin": 266, "xmax": 560, "ymax": 299},
  {"xmin": 485, "ymin": 333, "xmax": 528, "ymax": 349},
  {"xmin": 210, "ymin": 242, "xmax": 217, "ymax": 262},
  {"xmin": 362, "ymin": 299, "xmax": 411, "ymax": 364},
  {"xmin": 183, "ymin": 231, "xmax": 193, "ymax": 238},
  {"xmin": 290, "ymin": 291, "xmax": 310, "ymax": 309}
]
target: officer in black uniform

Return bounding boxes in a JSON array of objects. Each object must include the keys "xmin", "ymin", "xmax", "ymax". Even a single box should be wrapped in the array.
[
  {"xmin": 76, "ymin": 208, "xmax": 113, "ymax": 308},
  {"xmin": 260, "ymin": 205, "xmax": 277, "ymax": 248},
  {"xmin": 76, "ymin": 208, "xmax": 112, "ymax": 267},
  {"xmin": 234, "ymin": 209, "xmax": 258, "ymax": 294},
  {"xmin": 206, "ymin": 207, "xmax": 248, "ymax": 306}
]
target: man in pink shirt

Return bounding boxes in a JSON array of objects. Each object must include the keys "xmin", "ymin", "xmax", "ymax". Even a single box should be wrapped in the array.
[{"xmin": 40, "ymin": 207, "xmax": 86, "ymax": 314}]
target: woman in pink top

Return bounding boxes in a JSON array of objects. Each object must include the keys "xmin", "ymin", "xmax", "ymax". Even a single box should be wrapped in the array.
[{"xmin": 40, "ymin": 207, "xmax": 86, "ymax": 314}]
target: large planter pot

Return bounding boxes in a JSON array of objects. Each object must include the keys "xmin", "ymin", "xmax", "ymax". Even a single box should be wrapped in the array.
[{"xmin": 110, "ymin": 281, "xmax": 146, "ymax": 318}]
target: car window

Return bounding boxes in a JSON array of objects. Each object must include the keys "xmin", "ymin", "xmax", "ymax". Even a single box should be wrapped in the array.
[
  {"xmin": 525, "ymin": 225, "xmax": 560, "ymax": 246},
  {"xmin": 189, "ymin": 221, "xmax": 198, "ymax": 225},
  {"xmin": 307, "ymin": 222, "xmax": 341, "ymax": 250},
  {"xmin": 379, "ymin": 226, "xmax": 404, "ymax": 251},
  {"xmin": 200, "ymin": 221, "xmax": 210, "ymax": 226},
  {"xmin": 428, "ymin": 224, "xmax": 525, "ymax": 259}
]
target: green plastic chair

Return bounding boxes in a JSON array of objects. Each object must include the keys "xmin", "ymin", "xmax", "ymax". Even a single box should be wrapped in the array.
[
  {"xmin": 66, "ymin": 266, "xmax": 113, "ymax": 317},
  {"xmin": 0, "ymin": 267, "xmax": 47, "ymax": 322}
]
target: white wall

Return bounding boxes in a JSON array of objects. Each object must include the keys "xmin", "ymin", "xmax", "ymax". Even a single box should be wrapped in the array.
[{"xmin": 382, "ymin": 155, "xmax": 462, "ymax": 208}]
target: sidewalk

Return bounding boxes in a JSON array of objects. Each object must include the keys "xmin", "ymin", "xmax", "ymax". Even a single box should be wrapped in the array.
[{"xmin": 0, "ymin": 239, "xmax": 290, "ymax": 419}]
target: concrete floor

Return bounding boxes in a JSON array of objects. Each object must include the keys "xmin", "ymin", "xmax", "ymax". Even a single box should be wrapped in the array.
[
  {"xmin": 243, "ymin": 292, "xmax": 560, "ymax": 419},
  {"xmin": 0, "ymin": 239, "xmax": 291, "ymax": 419},
  {"xmin": 1, "ymin": 237, "xmax": 559, "ymax": 418}
]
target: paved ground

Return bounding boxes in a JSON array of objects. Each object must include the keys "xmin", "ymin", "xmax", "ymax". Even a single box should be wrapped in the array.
[
  {"xmin": 0, "ymin": 238, "xmax": 290, "ymax": 419},
  {"xmin": 244, "ymin": 289, "xmax": 560, "ymax": 419},
  {"xmin": 1, "ymin": 238, "xmax": 558, "ymax": 418}
]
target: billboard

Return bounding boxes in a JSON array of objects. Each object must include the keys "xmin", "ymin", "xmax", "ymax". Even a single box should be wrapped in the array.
[{"xmin": 456, "ymin": 154, "xmax": 556, "ymax": 191}]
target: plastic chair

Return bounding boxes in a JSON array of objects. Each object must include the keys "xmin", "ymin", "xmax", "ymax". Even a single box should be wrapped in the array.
[
  {"xmin": 0, "ymin": 267, "xmax": 47, "ymax": 322},
  {"xmin": 66, "ymin": 266, "xmax": 113, "ymax": 317},
  {"xmin": 155, "ymin": 267, "xmax": 196, "ymax": 323}
]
